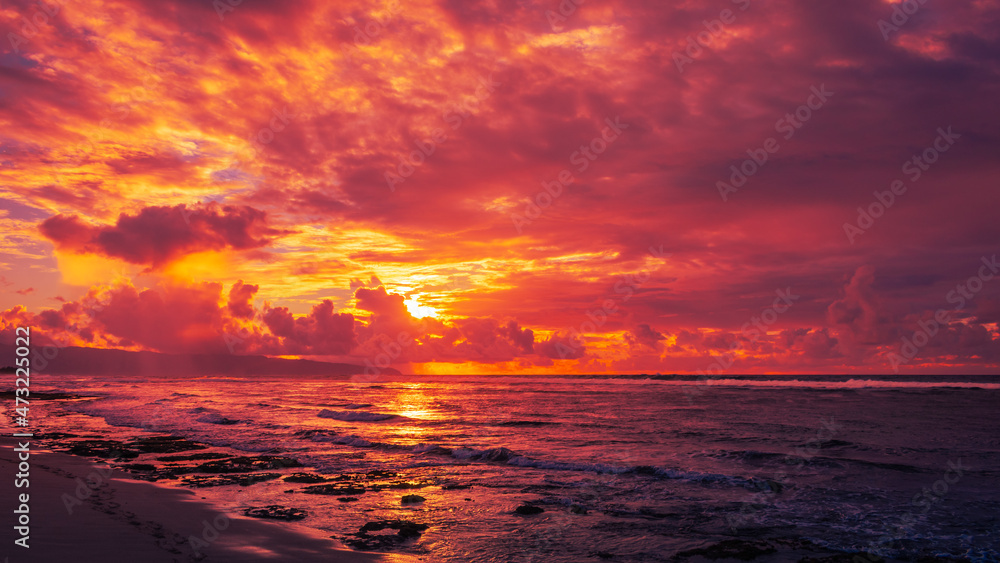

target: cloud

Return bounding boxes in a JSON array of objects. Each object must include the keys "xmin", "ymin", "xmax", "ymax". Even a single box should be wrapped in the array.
[
  {"xmin": 227, "ymin": 280, "xmax": 258, "ymax": 319},
  {"xmin": 40, "ymin": 203, "xmax": 285, "ymax": 268},
  {"xmin": 536, "ymin": 332, "xmax": 586, "ymax": 360},
  {"xmin": 627, "ymin": 323, "xmax": 665, "ymax": 350},
  {"xmin": 90, "ymin": 282, "xmax": 229, "ymax": 354},
  {"xmin": 261, "ymin": 300, "xmax": 356, "ymax": 355},
  {"xmin": 2, "ymin": 0, "xmax": 1000, "ymax": 374},
  {"xmin": 827, "ymin": 266, "xmax": 886, "ymax": 347}
]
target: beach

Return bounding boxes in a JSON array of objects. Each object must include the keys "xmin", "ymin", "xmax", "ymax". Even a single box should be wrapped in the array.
[{"xmin": 1, "ymin": 437, "xmax": 415, "ymax": 563}]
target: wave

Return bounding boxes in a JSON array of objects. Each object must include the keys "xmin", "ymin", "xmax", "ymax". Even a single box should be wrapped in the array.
[
  {"xmin": 295, "ymin": 429, "xmax": 339, "ymax": 441},
  {"xmin": 290, "ymin": 432, "xmax": 757, "ymax": 487},
  {"xmin": 796, "ymin": 439, "xmax": 853, "ymax": 449},
  {"xmin": 494, "ymin": 420, "xmax": 556, "ymax": 427},
  {"xmin": 667, "ymin": 378, "xmax": 1000, "ymax": 390},
  {"xmin": 317, "ymin": 409, "xmax": 401, "ymax": 422},
  {"xmin": 419, "ymin": 445, "xmax": 757, "ymax": 487},
  {"xmin": 64, "ymin": 400, "xmax": 772, "ymax": 490},
  {"xmin": 195, "ymin": 412, "xmax": 239, "ymax": 425}
]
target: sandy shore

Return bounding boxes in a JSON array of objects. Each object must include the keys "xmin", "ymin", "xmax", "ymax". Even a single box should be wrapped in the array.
[{"xmin": 0, "ymin": 438, "xmax": 418, "ymax": 563}]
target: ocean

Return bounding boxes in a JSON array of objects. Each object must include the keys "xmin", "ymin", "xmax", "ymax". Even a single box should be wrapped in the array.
[{"xmin": 22, "ymin": 374, "xmax": 1000, "ymax": 562}]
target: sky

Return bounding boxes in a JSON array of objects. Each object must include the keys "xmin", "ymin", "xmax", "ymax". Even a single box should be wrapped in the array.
[{"xmin": 1, "ymin": 0, "xmax": 999, "ymax": 375}]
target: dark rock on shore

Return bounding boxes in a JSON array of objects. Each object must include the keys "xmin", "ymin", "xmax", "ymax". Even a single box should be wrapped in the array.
[
  {"xmin": 368, "ymin": 480, "xmax": 429, "ymax": 491},
  {"xmin": 66, "ymin": 440, "xmax": 140, "ymax": 459},
  {"xmin": 283, "ymin": 473, "xmax": 330, "ymax": 483},
  {"xmin": 243, "ymin": 506, "xmax": 308, "ymax": 521},
  {"xmin": 441, "ymin": 483, "xmax": 470, "ymax": 490},
  {"xmin": 126, "ymin": 467, "xmax": 195, "ymax": 482},
  {"xmin": 62, "ymin": 437, "xmax": 227, "ymax": 477},
  {"xmin": 328, "ymin": 470, "xmax": 397, "ymax": 481},
  {"xmin": 515, "ymin": 504, "xmax": 544, "ymax": 515},
  {"xmin": 342, "ymin": 520, "xmax": 429, "ymax": 550},
  {"xmin": 128, "ymin": 436, "xmax": 208, "ymax": 454},
  {"xmin": 301, "ymin": 483, "xmax": 366, "ymax": 496},
  {"xmin": 400, "ymin": 494, "xmax": 425, "ymax": 504},
  {"xmin": 155, "ymin": 452, "xmax": 231, "ymax": 462},
  {"xmin": 195, "ymin": 455, "xmax": 302, "ymax": 473},
  {"xmin": 121, "ymin": 463, "xmax": 157, "ymax": 472},
  {"xmin": 34, "ymin": 432, "xmax": 79, "ymax": 440},
  {"xmin": 127, "ymin": 436, "xmax": 206, "ymax": 453},
  {"xmin": 182, "ymin": 473, "xmax": 282, "ymax": 487},
  {"xmin": 361, "ymin": 520, "xmax": 428, "ymax": 537}
]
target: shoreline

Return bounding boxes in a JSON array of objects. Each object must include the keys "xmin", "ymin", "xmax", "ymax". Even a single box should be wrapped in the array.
[{"xmin": 0, "ymin": 437, "xmax": 417, "ymax": 562}]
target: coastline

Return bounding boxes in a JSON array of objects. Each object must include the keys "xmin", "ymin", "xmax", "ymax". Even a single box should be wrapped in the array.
[{"xmin": 0, "ymin": 437, "xmax": 417, "ymax": 562}]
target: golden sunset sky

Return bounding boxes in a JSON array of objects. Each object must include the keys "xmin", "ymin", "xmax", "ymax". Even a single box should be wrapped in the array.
[{"xmin": 2, "ymin": 0, "xmax": 999, "ymax": 374}]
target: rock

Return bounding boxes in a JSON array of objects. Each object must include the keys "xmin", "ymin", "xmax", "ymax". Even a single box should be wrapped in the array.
[
  {"xmin": 155, "ymin": 452, "xmax": 231, "ymax": 462},
  {"xmin": 337, "ymin": 497, "xmax": 359, "ymax": 502},
  {"xmin": 368, "ymin": 480, "xmax": 429, "ymax": 491},
  {"xmin": 283, "ymin": 473, "xmax": 330, "ymax": 483},
  {"xmin": 182, "ymin": 473, "xmax": 282, "ymax": 487},
  {"xmin": 366, "ymin": 470, "xmax": 397, "ymax": 479},
  {"xmin": 127, "ymin": 468, "xmax": 191, "ymax": 482},
  {"xmin": 66, "ymin": 440, "xmax": 140, "ymax": 459},
  {"xmin": 569, "ymin": 504, "xmax": 588, "ymax": 514},
  {"xmin": 195, "ymin": 455, "xmax": 302, "ymax": 473},
  {"xmin": 121, "ymin": 463, "xmax": 157, "ymax": 472},
  {"xmin": 361, "ymin": 520, "xmax": 428, "ymax": 536},
  {"xmin": 34, "ymin": 432, "xmax": 79, "ymax": 440},
  {"xmin": 342, "ymin": 520, "xmax": 428, "ymax": 550},
  {"xmin": 128, "ymin": 436, "xmax": 208, "ymax": 453},
  {"xmin": 401, "ymin": 494, "xmax": 425, "ymax": 504},
  {"xmin": 301, "ymin": 483, "xmax": 366, "ymax": 496},
  {"xmin": 515, "ymin": 504, "xmax": 544, "ymax": 515},
  {"xmin": 441, "ymin": 484, "xmax": 470, "ymax": 490},
  {"xmin": 243, "ymin": 505, "xmax": 308, "ymax": 521}
]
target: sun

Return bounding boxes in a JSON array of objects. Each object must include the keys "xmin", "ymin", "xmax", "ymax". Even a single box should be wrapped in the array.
[{"xmin": 404, "ymin": 296, "xmax": 440, "ymax": 319}]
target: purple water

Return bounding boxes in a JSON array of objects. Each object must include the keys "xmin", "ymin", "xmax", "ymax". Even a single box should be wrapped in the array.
[{"xmin": 21, "ymin": 374, "xmax": 1000, "ymax": 562}]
